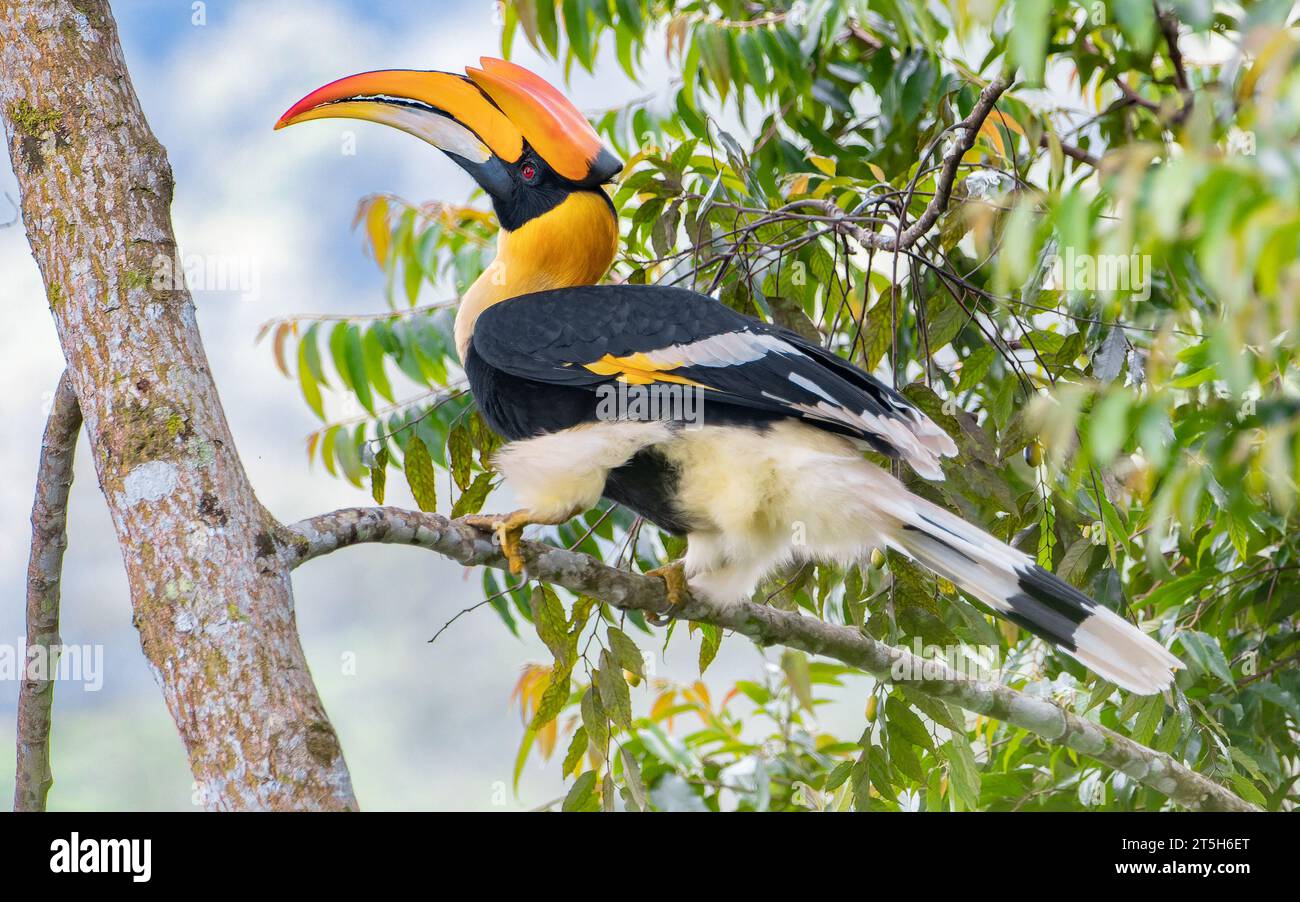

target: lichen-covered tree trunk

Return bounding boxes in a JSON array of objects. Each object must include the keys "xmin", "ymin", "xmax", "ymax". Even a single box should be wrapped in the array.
[{"xmin": 0, "ymin": 0, "xmax": 356, "ymax": 810}]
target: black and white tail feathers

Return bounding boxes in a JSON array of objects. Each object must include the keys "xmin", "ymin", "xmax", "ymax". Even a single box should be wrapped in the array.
[{"xmin": 887, "ymin": 490, "xmax": 1181, "ymax": 695}]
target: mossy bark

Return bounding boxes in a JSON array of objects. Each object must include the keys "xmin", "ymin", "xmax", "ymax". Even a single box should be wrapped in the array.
[{"xmin": 0, "ymin": 0, "xmax": 356, "ymax": 810}]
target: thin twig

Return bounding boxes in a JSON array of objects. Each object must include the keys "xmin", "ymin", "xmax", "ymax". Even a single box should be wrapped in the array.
[
  {"xmin": 15, "ymin": 371, "xmax": 81, "ymax": 812},
  {"xmin": 1038, "ymin": 133, "xmax": 1101, "ymax": 168}
]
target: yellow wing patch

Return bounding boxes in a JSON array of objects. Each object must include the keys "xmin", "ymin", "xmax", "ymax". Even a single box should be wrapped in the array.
[{"xmin": 583, "ymin": 352, "xmax": 707, "ymax": 387}]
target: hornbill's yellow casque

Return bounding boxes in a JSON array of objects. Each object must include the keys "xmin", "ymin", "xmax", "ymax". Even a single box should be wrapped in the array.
[{"xmin": 277, "ymin": 58, "xmax": 1180, "ymax": 694}]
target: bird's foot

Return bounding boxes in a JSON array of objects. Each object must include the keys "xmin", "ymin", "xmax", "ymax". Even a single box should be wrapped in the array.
[
  {"xmin": 463, "ymin": 509, "xmax": 532, "ymax": 575},
  {"xmin": 645, "ymin": 560, "xmax": 688, "ymax": 625}
]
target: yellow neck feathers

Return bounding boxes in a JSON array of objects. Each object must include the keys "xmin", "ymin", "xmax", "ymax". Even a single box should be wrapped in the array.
[{"xmin": 455, "ymin": 190, "xmax": 619, "ymax": 361}]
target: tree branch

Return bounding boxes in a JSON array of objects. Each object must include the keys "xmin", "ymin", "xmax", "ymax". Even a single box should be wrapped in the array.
[
  {"xmin": 1038, "ymin": 133, "xmax": 1101, "ymax": 169},
  {"xmin": 891, "ymin": 75, "xmax": 1012, "ymax": 250},
  {"xmin": 806, "ymin": 74, "xmax": 1011, "ymax": 253},
  {"xmin": 2, "ymin": 0, "xmax": 356, "ymax": 810},
  {"xmin": 14, "ymin": 371, "xmax": 80, "ymax": 811},
  {"xmin": 280, "ymin": 507, "xmax": 1257, "ymax": 812},
  {"xmin": 1157, "ymin": 2, "xmax": 1189, "ymax": 93}
]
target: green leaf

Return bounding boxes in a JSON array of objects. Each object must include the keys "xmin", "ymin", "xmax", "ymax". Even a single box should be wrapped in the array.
[
  {"xmin": 888, "ymin": 730, "xmax": 926, "ymax": 783},
  {"xmin": 596, "ymin": 651, "xmax": 633, "ymax": 730},
  {"xmin": 561, "ymin": 725, "xmax": 588, "ymax": 777},
  {"xmin": 607, "ymin": 626, "xmax": 645, "ymax": 680},
  {"xmin": 825, "ymin": 760, "xmax": 854, "ymax": 791},
  {"xmin": 328, "ymin": 322, "xmax": 353, "ymax": 390},
  {"xmin": 940, "ymin": 739, "xmax": 981, "ymax": 810},
  {"xmin": 512, "ymin": 727, "xmax": 535, "ymax": 792},
  {"xmin": 301, "ymin": 322, "xmax": 328, "ymax": 384},
  {"xmin": 450, "ymin": 471, "xmax": 494, "ymax": 518},
  {"xmin": 580, "ymin": 685, "xmax": 609, "ymax": 757},
  {"xmin": 529, "ymin": 661, "xmax": 572, "ymax": 730},
  {"xmin": 1088, "ymin": 391, "xmax": 1132, "ymax": 463},
  {"xmin": 344, "ymin": 325, "xmax": 374, "ymax": 414},
  {"xmin": 334, "ymin": 425, "xmax": 366, "ymax": 487},
  {"xmin": 698, "ymin": 622, "xmax": 721, "ymax": 675},
  {"xmin": 562, "ymin": 0, "xmax": 593, "ymax": 71},
  {"xmin": 921, "ymin": 292, "xmax": 968, "ymax": 352},
  {"xmin": 602, "ymin": 772, "xmax": 616, "ymax": 812},
  {"xmin": 614, "ymin": 0, "xmax": 642, "ymax": 35},
  {"xmin": 531, "ymin": 586, "xmax": 572, "ymax": 665},
  {"xmin": 1227, "ymin": 773, "xmax": 1267, "ymax": 809},
  {"xmin": 1131, "ymin": 695, "xmax": 1164, "ymax": 746},
  {"xmin": 320, "ymin": 426, "xmax": 338, "ymax": 477},
  {"xmin": 781, "ymin": 649, "xmax": 814, "ymax": 711},
  {"xmin": 1114, "ymin": 0, "xmax": 1156, "ymax": 53},
  {"xmin": 448, "ymin": 420, "xmax": 474, "ymax": 491},
  {"xmin": 1010, "ymin": 0, "xmax": 1050, "ymax": 86},
  {"xmin": 403, "ymin": 435, "xmax": 438, "ymax": 512},
  {"xmin": 402, "ymin": 253, "xmax": 422, "ymax": 305},
  {"xmin": 562, "ymin": 770, "xmax": 599, "ymax": 812},
  {"xmin": 885, "ymin": 695, "xmax": 935, "ymax": 753},
  {"xmin": 1178, "ymin": 630, "xmax": 1234, "ymax": 685},
  {"xmin": 619, "ymin": 746, "xmax": 648, "ymax": 812},
  {"xmin": 535, "ymin": 0, "xmax": 559, "ymax": 56},
  {"xmin": 861, "ymin": 296, "xmax": 894, "ymax": 372},
  {"xmin": 957, "ymin": 345, "xmax": 996, "ymax": 392},
  {"xmin": 297, "ymin": 332, "xmax": 325, "ymax": 421},
  {"xmin": 1227, "ymin": 512, "xmax": 1251, "ymax": 562},
  {"xmin": 901, "ymin": 687, "xmax": 964, "ymax": 733},
  {"xmin": 369, "ymin": 446, "xmax": 387, "ymax": 505},
  {"xmin": 569, "ymin": 595, "xmax": 598, "ymax": 631},
  {"xmin": 362, "ymin": 327, "xmax": 395, "ymax": 404}
]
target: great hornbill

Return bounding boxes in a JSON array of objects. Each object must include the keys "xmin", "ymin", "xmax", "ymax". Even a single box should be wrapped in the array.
[{"xmin": 277, "ymin": 58, "xmax": 1180, "ymax": 694}]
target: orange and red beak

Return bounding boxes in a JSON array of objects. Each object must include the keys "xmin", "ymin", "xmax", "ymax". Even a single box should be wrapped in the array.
[{"xmin": 275, "ymin": 58, "xmax": 621, "ymax": 192}]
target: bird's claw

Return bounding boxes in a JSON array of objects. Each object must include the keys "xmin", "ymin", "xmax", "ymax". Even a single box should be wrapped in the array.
[
  {"xmin": 646, "ymin": 560, "xmax": 688, "ymax": 625},
  {"xmin": 464, "ymin": 512, "xmax": 529, "ymax": 575}
]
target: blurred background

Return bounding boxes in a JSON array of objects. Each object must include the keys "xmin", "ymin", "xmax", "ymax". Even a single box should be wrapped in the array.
[{"xmin": 0, "ymin": 0, "xmax": 870, "ymax": 810}]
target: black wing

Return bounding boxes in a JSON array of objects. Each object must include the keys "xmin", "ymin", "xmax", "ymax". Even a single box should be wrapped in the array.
[{"xmin": 472, "ymin": 284, "xmax": 957, "ymax": 478}]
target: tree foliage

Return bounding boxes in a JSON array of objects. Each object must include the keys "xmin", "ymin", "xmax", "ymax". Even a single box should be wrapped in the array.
[{"xmin": 265, "ymin": 0, "xmax": 1300, "ymax": 810}]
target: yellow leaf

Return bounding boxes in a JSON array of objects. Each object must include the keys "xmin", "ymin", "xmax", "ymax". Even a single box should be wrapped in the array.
[
  {"xmin": 992, "ymin": 109, "xmax": 1027, "ymax": 138},
  {"xmin": 978, "ymin": 118, "xmax": 1005, "ymax": 157},
  {"xmin": 809, "ymin": 155, "xmax": 836, "ymax": 176},
  {"xmin": 271, "ymin": 322, "xmax": 292, "ymax": 378},
  {"xmin": 537, "ymin": 718, "xmax": 558, "ymax": 759},
  {"xmin": 649, "ymin": 689, "xmax": 676, "ymax": 725},
  {"xmin": 365, "ymin": 196, "xmax": 390, "ymax": 266},
  {"xmin": 998, "ymin": 617, "xmax": 1020, "ymax": 647},
  {"xmin": 511, "ymin": 663, "xmax": 551, "ymax": 723},
  {"xmin": 620, "ymin": 148, "xmax": 651, "ymax": 173},
  {"xmin": 666, "ymin": 15, "xmax": 689, "ymax": 60}
]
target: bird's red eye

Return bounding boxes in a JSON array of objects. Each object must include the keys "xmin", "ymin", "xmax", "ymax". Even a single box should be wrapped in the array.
[{"xmin": 520, "ymin": 162, "xmax": 537, "ymax": 182}]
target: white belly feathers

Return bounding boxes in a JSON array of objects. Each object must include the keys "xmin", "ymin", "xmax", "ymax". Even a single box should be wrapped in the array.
[{"xmin": 492, "ymin": 419, "xmax": 900, "ymax": 603}]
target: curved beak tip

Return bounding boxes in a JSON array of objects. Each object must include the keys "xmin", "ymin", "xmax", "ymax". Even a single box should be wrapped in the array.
[
  {"xmin": 587, "ymin": 147, "xmax": 623, "ymax": 186},
  {"xmin": 274, "ymin": 103, "xmax": 304, "ymax": 131}
]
